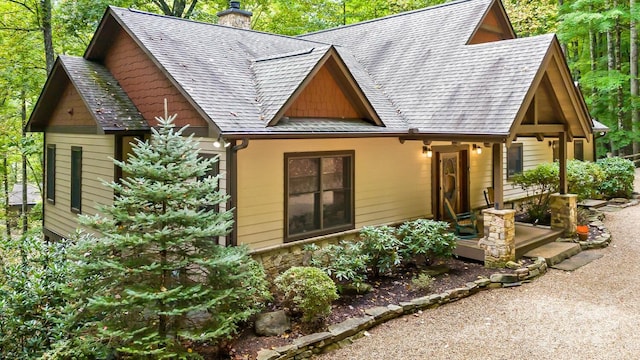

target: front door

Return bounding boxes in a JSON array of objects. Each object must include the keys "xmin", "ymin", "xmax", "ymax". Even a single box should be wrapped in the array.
[{"xmin": 435, "ymin": 148, "xmax": 469, "ymax": 220}]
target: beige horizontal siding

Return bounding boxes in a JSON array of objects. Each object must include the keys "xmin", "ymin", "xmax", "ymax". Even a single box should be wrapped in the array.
[
  {"xmin": 44, "ymin": 133, "xmax": 115, "ymax": 239},
  {"xmin": 236, "ymin": 138, "xmax": 430, "ymax": 250},
  {"xmin": 197, "ymin": 138, "xmax": 228, "ymax": 245}
]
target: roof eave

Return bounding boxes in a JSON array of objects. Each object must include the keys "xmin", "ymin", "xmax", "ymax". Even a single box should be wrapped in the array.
[{"xmin": 25, "ymin": 57, "xmax": 66, "ymax": 133}]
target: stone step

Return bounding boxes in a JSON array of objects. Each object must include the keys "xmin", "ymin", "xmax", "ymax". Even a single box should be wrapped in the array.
[{"xmin": 523, "ymin": 242, "xmax": 581, "ymax": 266}]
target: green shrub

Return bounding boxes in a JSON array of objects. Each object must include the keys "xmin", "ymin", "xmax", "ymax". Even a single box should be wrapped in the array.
[
  {"xmin": 396, "ymin": 219, "xmax": 457, "ymax": 264},
  {"xmin": 359, "ymin": 225, "xmax": 402, "ymax": 277},
  {"xmin": 510, "ymin": 162, "xmax": 559, "ymax": 223},
  {"xmin": 567, "ymin": 160, "xmax": 605, "ymax": 201},
  {"xmin": 597, "ymin": 157, "xmax": 635, "ymax": 198},
  {"xmin": 0, "ymin": 231, "xmax": 109, "ymax": 359},
  {"xmin": 411, "ymin": 273, "xmax": 434, "ymax": 291},
  {"xmin": 304, "ymin": 241, "xmax": 369, "ymax": 289},
  {"xmin": 275, "ymin": 267, "xmax": 338, "ymax": 323}
]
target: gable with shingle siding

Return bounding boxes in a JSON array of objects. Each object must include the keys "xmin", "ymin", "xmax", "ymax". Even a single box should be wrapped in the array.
[{"xmin": 102, "ymin": 27, "xmax": 208, "ymax": 131}]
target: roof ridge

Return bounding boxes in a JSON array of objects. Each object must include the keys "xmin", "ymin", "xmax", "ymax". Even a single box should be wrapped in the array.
[
  {"xmin": 109, "ymin": 6, "xmax": 332, "ymax": 47},
  {"xmin": 299, "ymin": 0, "xmax": 485, "ymax": 37}
]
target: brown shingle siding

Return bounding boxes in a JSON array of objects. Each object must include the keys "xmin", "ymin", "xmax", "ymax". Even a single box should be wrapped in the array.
[{"xmin": 104, "ymin": 29, "xmax": 207, "ymax": 128}]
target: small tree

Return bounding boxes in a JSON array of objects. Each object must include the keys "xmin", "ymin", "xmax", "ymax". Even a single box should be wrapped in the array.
[{"xmin": 74, "ymin": 109, "xmax": 270, "ymax": 357}]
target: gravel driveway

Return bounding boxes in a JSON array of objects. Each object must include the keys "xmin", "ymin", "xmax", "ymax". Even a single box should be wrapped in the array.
[{"xmin": 318, "ymin": 170, "xmax": 640, "ymax": 360}]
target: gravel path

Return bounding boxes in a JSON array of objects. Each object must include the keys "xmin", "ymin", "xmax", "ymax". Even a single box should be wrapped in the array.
[{"xmin": 318, "ymin": 170, "xmax": 640, "ymax": 360}]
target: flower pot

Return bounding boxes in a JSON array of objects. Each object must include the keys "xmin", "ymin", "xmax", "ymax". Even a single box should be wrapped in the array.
[{"xmin": 576, "ymin": 225, "xmax": 589, "ymax": 241}]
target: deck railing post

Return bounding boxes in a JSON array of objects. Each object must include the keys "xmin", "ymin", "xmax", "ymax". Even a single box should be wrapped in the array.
[
  {"xmin": 550, "ymin": 193, "xmax": 577, "ymax": 237},
  {"xmin": 478, "ymin": 208, "xmax": 516, "ymax": 268}
]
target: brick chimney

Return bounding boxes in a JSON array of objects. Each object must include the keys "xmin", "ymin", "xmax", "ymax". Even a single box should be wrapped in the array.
[{"xmin": 217, "ymin": 1, "xmax": 252, "ymax": 29}]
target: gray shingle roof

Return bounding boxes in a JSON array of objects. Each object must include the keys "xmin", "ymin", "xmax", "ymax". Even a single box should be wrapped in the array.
[
  {"xmin": 301, "ymin": 0, "xmax": 555, "ymax": 136},
  {"xmin": 592, "ymin": 119, "xmax": 609, "ymax": 132},
  {"xmin": 74, "ymin": 0, "xmax": 582, "ymax": 138},
  {"xmin": 107, "ymin": 5, "xmax": 411, "ymax": 134},
  {"xmin": 61, "ymin": 55, "xmax": 147, "ymax": 132}
]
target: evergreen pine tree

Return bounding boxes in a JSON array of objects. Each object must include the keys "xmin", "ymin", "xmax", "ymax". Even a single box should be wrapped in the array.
[{"xmin": 74, "ymin": 108, "xmax": 270, "ymax": 358}]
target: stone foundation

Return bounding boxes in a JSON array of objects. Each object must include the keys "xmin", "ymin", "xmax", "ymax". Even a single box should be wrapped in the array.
[
  {"xmin": 250, "ymin": 231, "xmax": 358, "ymax": 280},
  {"xmin": 478, "ymin": 208, "xmax": 516, "ymax": 268},
  {"xmin": 550, "ymin": 193, "xmax": 577, "ymax": 237}
]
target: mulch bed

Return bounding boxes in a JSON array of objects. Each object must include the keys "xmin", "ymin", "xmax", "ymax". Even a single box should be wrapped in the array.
[{"xmin": 222, "ymin": 257, "xmax": 513, "ymax": 360}]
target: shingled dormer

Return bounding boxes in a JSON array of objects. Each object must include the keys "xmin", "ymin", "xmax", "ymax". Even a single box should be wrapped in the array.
[{"xmin": 254, "ymin": 46, "xmax": 383, "ymax": 128}]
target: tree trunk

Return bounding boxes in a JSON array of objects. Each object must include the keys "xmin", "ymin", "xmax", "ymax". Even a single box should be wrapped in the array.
[
  {"xmin": 3, "ymin": 157, "xmax": 10, "ymax": 238},
  {"xmin": 614, "ymin": 1, "xmax": 625, "ymax": 155},
  {"xmin": 21, "ymin": 92, "xmax": 28, "ymax": 234},
  {"xmin": 607, "ymin": 0, "xmax": 618, "ymax": 155},
  {"xmin": 40, "ymin": 0, "xmax": 54, "ymax": 73},
  {"xmin": 632, "ymin": 0, "xmax": 640, "ymax": 154},
  {"xmin": 559, "ymin": 0, "xmax": 568, "ymax": 55}
]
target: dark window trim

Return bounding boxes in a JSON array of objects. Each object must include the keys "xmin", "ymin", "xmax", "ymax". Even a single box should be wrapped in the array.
[
  {"xmin": 71, "ymin": 146, "xmax": 82, "ymax": 214},
  {"xmin": 284, "ymin": 150, "xmax": 355, "ymax": 243},
  {"xmin": 506, "ymin": 143, "xmax": 523, "ymax": 180},
  {"xmin": 574, "ymin": 140, "xmax": 584, "ymax": 161},
  {"xmin": 46, "ymin": 144, "xmax": 56, "ymax": 204}
]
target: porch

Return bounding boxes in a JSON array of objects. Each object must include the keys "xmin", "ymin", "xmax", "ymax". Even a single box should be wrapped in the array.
[{"xmin": 453, "ymin": 223, "xmax": 564, "ymax": 262}]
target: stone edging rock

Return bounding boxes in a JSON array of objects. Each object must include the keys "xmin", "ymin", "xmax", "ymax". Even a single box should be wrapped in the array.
[
  {"xmin": 256, "ymin": 257, "xmax": 548, "ymax": 360},
  {"xmin": 577, "ymin": 219, "xmax": 612, "ymax": 250}
]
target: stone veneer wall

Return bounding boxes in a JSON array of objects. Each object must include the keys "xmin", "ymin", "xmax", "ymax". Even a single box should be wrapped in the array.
[
  {"xmin": 250, "ymin": 231, "xmax": 359, "ymax": 280},
  {"xmin": 550, "ymin": 193, "xmax": 578, "ymax": 237},
  {"xmin": 255, "ymin": 258, "xmax": 549, "ymax": 360},
  {"xmin": 478, "ymin": 208, "xmax": 516, "ymax": 268}
]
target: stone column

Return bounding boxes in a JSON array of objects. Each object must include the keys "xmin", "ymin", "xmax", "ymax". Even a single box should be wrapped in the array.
[
  {"xmin": 478, "ymin": 208, "xmax": 516, "ymax": 268},
  {"xmin": 550, "ymin": 193, "xmax": 577, "ymax": 237}
]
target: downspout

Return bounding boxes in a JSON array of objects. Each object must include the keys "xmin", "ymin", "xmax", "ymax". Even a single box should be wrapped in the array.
[{"xmin": 226, "ymin": 138, "xmax": 249, "ymax": 247}]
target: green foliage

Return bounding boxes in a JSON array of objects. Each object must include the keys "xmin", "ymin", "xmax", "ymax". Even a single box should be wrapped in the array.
[
  {"xmin": 411, "ymin": 273, "xmax": 434, "ymax": 291},
  {"xmin": 510, "ymin": 162, "xmax": 559, "ymax": 223},
  {"xmin": 304, "ymin": 241, "xmax": 369, "ymax": 288},
  {"xmin": 596, "ymin": 157, "xmax": 635, "ymax": 198},
  {"xmin": 512, "ymin": 160, "xmax": 617, "ymax": 221},
  {"xmin": 274, "ymin": 266, "xmax": 338, "ymax": 323},
  {"xmin": 0, "ymin": 230, "xmax": 103, "ymax": 358},
  {"xmin": 73, "ymin": 112, "xmax": 269, "ymax": 358},
  {"xmin": 567, "ymin": 160, "xmax": 606, "ymax": 201},
  {"xmin": 396, "ymin": 219, "xmax": 457, "ymax": 264},
  {"xmin": 358, "ymin": 225, "xmax": 401, "ymax": 277}
]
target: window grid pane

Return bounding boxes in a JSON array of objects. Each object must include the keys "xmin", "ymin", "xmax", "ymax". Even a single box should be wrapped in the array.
[{"xmin": 287, "ymin": 152, "xmax": 353, "ymax": 240}]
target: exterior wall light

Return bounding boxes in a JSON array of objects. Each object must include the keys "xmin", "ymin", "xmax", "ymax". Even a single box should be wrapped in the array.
[
  {"xmin": 473, "ymin": 144, "xmax": 482, "ymax": 155},
  {"xmin": 423, "ymin": 145, "xmax": 433, "ymax": 158},
  {"xmin": 214, "ymin": 135, "xmax": 231, "ymax": 148}
]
